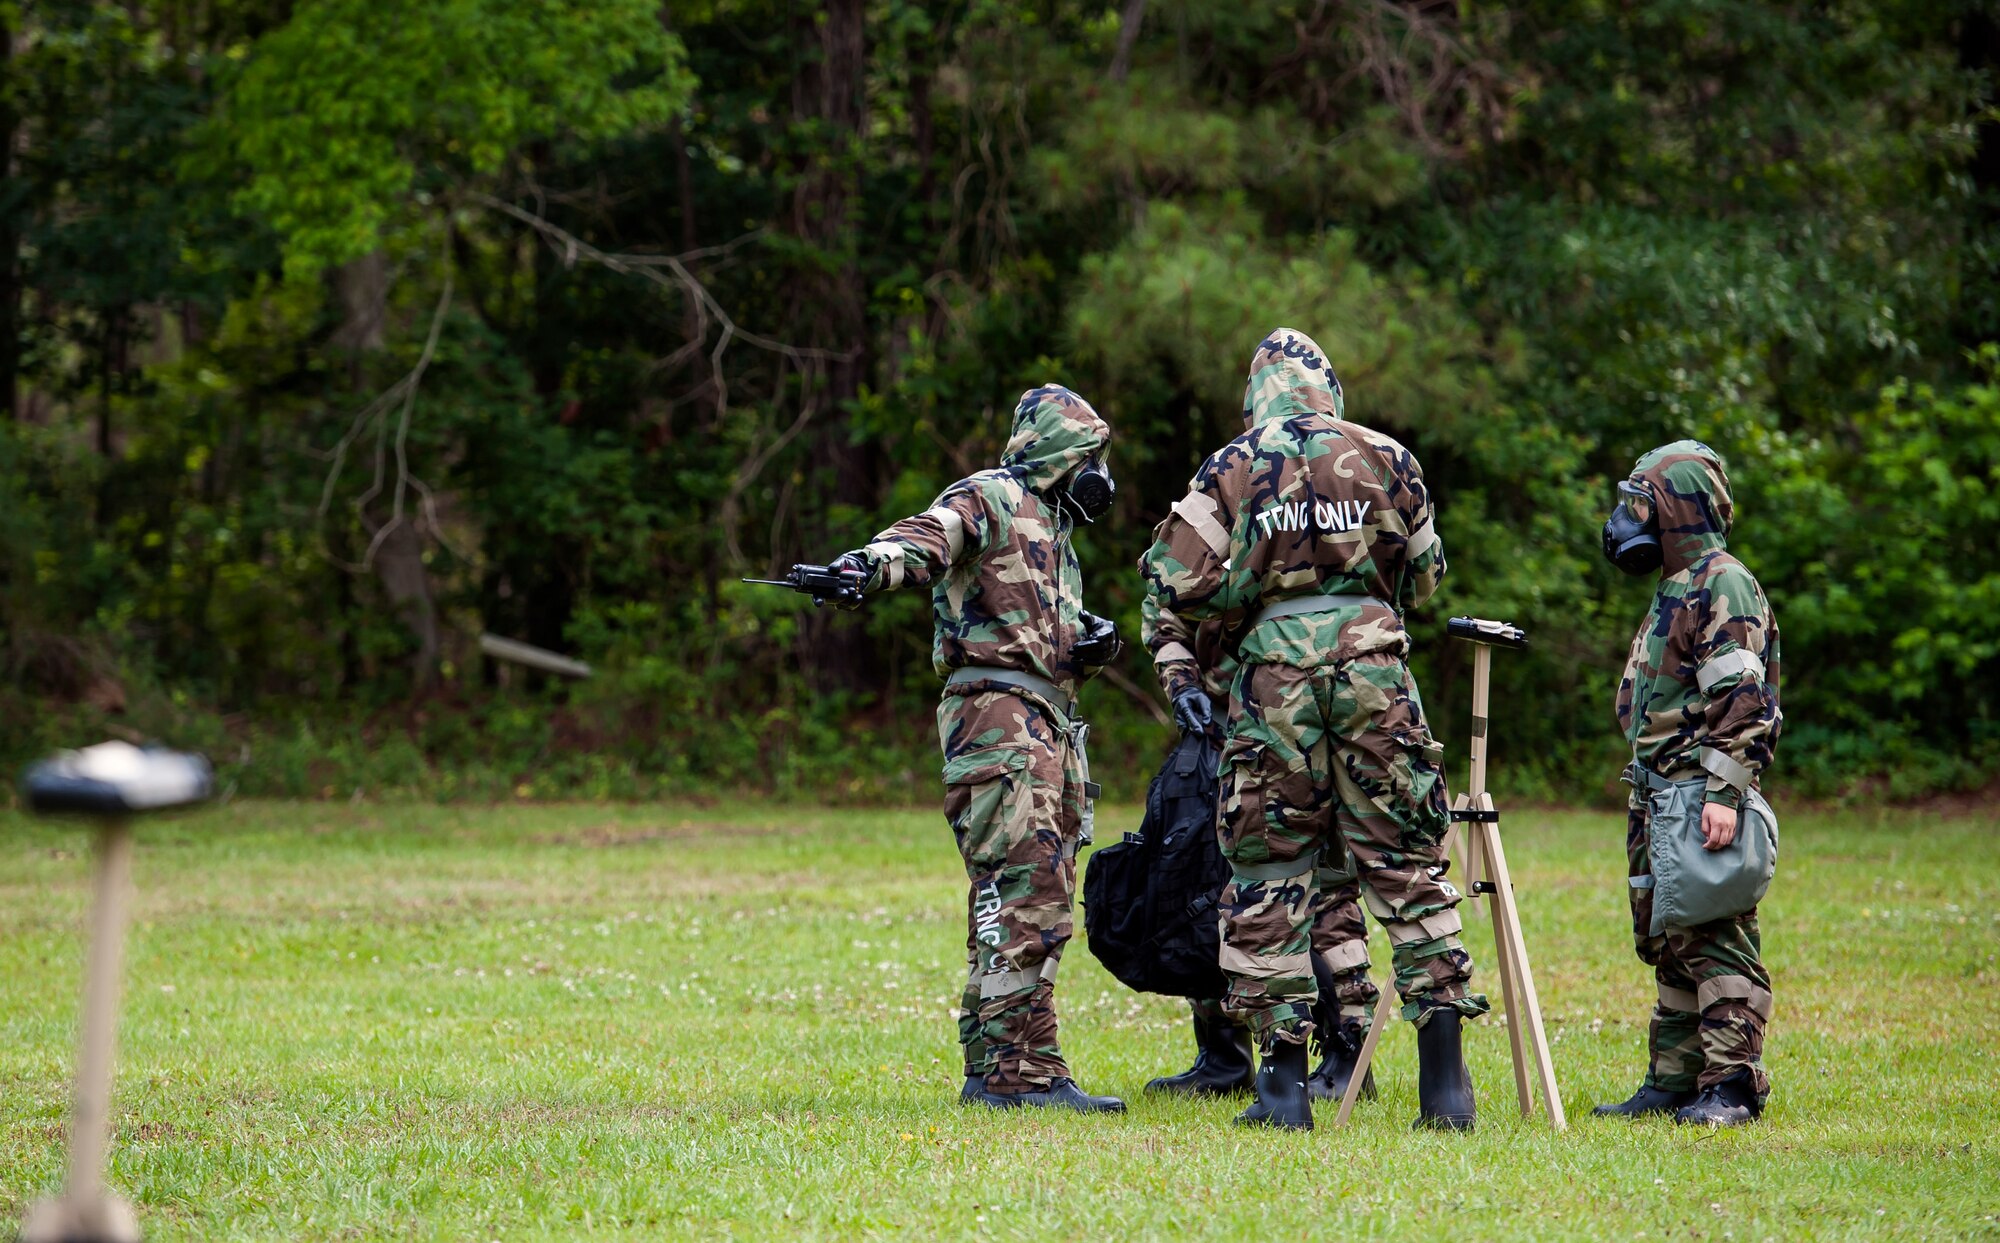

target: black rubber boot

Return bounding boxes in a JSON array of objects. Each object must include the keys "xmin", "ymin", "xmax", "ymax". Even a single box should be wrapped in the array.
[
  {"xmin": 960, "ymin": 1074, "xmax": 986, "ymax": 1104},
  {"xmin": 1307, "ymin": 1013, "xmax": 1377, "ymax": 1103},
  {"xmin": 1674, "ymin": 1072, "xmax": 1761, "ymax": 1127},
  {"xmin": 967, "ymin": 1077, "xmax": 1127, "ymax": 1113},
  {"xmin": 1146, "ymin": 1011, "xmax": 1255, "ymax": 1097},
  {"xmin": 1234, "ymin": 1036, "xmax": 1313, "ymax": 1130},
  {"xmin": 1412, "ymin": 1009, "xmax": 1476, "ymax": 1131},
  {"xmin": 1592, "ymin": 1082, "xmax": 1695, "ymax": 1118}
]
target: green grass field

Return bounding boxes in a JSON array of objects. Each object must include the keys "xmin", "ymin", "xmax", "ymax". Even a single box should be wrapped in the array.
[{"xmin": 2, "ymin": 798, "xmax": 1995, "ymax": 1240}]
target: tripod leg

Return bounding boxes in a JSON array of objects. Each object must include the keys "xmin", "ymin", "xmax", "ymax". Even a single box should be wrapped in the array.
[
  {"xmin": 1474, "ymin": 818, "xmax": 1534, "ymax": 1117},
  {"xmin": 1447, "ymin": 795, "xmax": 1471, "ymax": 891},
  {"xmin": 1333, "ymin": 988, "xmax": 1398, "ymax": 1127},
  {"xmin": 1480, "ymin": 820, "xmax": 1568, "ymax": 1130}
]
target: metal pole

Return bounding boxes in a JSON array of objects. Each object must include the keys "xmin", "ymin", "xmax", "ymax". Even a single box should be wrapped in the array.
[{"xmin": 69, "ymin": 819, "xmax": 134, "ymax": 1205}]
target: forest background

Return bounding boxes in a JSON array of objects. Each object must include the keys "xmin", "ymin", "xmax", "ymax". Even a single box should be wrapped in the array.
[{"xmin": 3, "ymin": 0, "xmax": 1997, "ymax": 807}]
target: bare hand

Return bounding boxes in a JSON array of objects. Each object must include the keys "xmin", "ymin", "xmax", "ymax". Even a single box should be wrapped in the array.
[{"xmin": 1700, "ymin": 801, "xmax": 1739, "ymax": 851}]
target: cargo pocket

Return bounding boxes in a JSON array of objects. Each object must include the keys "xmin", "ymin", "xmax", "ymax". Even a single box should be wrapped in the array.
[
  {"xmin": 942, "ymin": 745, "xmax": 1033, "ymax": 874},
  {"xmin": 1391, "ymin": 729, "xmax": 1450, "ymax": 849}
]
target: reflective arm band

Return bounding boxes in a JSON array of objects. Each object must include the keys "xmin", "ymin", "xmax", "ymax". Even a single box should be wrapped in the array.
[
  {"xmin": 921, "ymin": 506, "xmax": 968, "ymax": 562},
  {"xmin": 1695, "ymin": 648, "xmax": 1766, "ymax": 694},
  {"xmin": 1697, "ymin": 975, "xmax": 1774, "ymax": 1020},
  {"xmin": 1699, "ymin": 745, "xmax": 1754, "ymax": 791},
  {"xmin": 1657, "ymin": 983, "xmax": 1698, "ymax": 1012},
  {"xmin": 1405, "ymin": 520, "xmax": 1440, "ymax": 563},
  {"xmin": 1171, "ymin": 492, "xmax": 1233, "ymax": 560},
  {"xmin": 978, "ymin": 957, "xmax": 1058, "ymax": 998},
  {"xmin": 863, "ymin": 540, "xmax": 906, "ymax": 589},
  {"xmin": 1153, "ymin": 641, "xmax": 1195, "ymax": 667}
]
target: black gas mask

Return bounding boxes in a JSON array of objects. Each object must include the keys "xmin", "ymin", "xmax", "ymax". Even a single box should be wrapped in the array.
[
  {"xmin": 1601, "ymin": 479, "xmax": 1663, "ymax": 576},
  {"xmin": 1058, "ymin": 455, "xmax": 1115, "ymax": 525}
]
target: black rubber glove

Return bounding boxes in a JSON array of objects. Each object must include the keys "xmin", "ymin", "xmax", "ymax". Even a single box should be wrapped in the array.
[
  {"xmin": 1172, "ymin": 687, "xmax": 1215, "ymax": 735},
  {"xmin": 827, "ymin": 551, "xmax": 872, "ymax": 609},
  {"xmin": 1072, "ymin": 611, "xmax": 1123, "ymax": 667}
]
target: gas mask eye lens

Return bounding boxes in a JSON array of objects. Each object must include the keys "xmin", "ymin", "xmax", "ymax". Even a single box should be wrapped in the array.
[{"xmin": 1617, "ymin": 481, "xmax": 1651, "ymax": 525}]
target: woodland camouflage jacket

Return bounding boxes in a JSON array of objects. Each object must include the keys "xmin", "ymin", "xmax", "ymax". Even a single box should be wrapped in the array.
[
  {"xmin": 857, "ymin": 385, "xmax": 1111, "ymax": 697},
  {"xmin": 1615, "ymin": 440, "xmax": 1783, "ymax": 809},
  {"xmin": 1139, "ymin": 327, "xmax": 1446, "ymax": 699}
]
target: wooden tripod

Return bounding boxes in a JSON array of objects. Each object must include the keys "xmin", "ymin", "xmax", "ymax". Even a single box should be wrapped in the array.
[{"xmin": 1333, "ymin": 617, "xmax": 1566, "ymax": 1129}]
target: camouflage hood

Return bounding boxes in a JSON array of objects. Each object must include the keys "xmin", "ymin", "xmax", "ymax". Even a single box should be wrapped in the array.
[
  {"xmin": 1242, "ymin": 327, "xmax": 1345, "ymax": 428},
  {"xmin": 1631, "ymin": 439, "xmax": 1733, "ymax": 574},
  {"xmin": 1000, "ymin": 384, "xmax": 1111, "ymax": 492}
]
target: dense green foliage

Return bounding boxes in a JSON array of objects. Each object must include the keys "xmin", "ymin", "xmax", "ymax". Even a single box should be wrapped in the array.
[{"xmin": 4, "ymin": 0, "xmax": 1997, "ymax": 802}]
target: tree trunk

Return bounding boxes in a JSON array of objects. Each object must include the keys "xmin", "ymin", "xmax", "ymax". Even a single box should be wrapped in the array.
[
  {"xmin": 330, "ymin": 251, "xmax": 389, "ymax": 355},
  {"xmin": 789, "ymin": 0, "xmax": 875, "ymax": 692},
  {"xmin": 372, "ymin": 520, "xmax": 441, "ymax": 692},
  {"xmin": 1110, "ymin": 0, "xmax": 1147, "ymax": 82},
  {"xmin": 1, "ymin": 13, "xmax": 20, "ymax": 422},
  {"xmin": 1958, "ymin": 8, "xmax": 2000, "ymax": 348},
  {"xmin": 336, "ymin": 251, "xmax": 442, "ymax": 693}
]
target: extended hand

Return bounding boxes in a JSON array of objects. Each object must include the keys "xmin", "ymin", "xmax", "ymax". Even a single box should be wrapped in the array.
[
  {"xmin": 1172, "ymin": 688, "xmax": 1214, "ymax": 735},
  {"xmin": 828, "ymin": 551, "xmax": 872, "ymax": 609},
  {"xmin": 1073, "ymin": 612, "xmax": 1123, "ymax": 667},
  {"xmin": 1700, "ymin": 801, "xmax": 1739, "ymax": 851}
]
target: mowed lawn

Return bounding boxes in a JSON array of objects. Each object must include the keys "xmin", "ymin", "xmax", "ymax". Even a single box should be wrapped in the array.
[{"xmin": 1, "ymin": 798, "xmax": 1995, "ymax": 1240}]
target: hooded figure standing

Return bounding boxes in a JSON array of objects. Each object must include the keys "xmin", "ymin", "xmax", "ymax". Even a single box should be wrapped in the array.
[
  {"xmin": 1596, "ymin": 441, "xmax": 1782, "ymax": 1128},
  {"xmin": 1139, "ymin": 328, "xmax": 1486, "ymax": 1132},
  {"xmin": 828, "ymin": 385, "xmax": 1126, "ymax": 1113}
]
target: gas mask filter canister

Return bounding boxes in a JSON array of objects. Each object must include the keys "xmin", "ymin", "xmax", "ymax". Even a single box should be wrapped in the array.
[{"xmin": 1063, "ymin": 456, "xmax": 1116, "ymax": 524}]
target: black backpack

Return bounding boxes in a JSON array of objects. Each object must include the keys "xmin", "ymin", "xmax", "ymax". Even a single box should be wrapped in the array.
[{"xmin": 1082, "ymin": 729, "xmax": 1230, "ymax": 999}]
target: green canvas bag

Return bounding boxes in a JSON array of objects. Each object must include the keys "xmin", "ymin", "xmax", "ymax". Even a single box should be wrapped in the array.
[{"xmin": 1637, "ymin": 774, "xmax": 1779, "ymax": 937}]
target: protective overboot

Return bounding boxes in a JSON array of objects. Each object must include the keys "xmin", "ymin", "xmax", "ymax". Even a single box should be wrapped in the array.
[
  {"xmin": 1307, "ymin": 1011, "xmax": 1376, "ymax": 1103},
  {"xmin": 1146, "ymin": 1012, "xmax": 1254, "ymax": 1097},
  {"xmin": 1412, "ymin": 1010, "xmax": 1476, "ymax": 1132},
  {"xmin": 1591, "ymin": 1083, "xmax": 1694, "ymax": 1118},
  {"xmin": 960, "ymin": 1074, "xmax": 985, "ymax": 1104},
  {"xmin": 1234, "ymin": 1037, "xmax": 1312, "ymax": 1131},
  {"xmin": 967, "ymin": 1077, "xmax": 1127, "ymax": 1114},
  {"xmin": 1673, "ymin": 1073, "xmax": 1761, "ymax": 1127}
]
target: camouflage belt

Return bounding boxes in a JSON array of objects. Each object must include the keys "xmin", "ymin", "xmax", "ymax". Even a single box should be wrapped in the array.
[
  {"xmin": 1251, "ymin": 592, "xmax": 1383, "ymax": 626},
  {"xmin": 945, "ymin": 666, "xmax": 1075, "ymax": 723}
]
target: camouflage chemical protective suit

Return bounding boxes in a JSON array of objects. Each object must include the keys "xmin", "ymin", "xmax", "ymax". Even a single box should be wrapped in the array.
[
  {"xmin": 855, "ymin": 386, "xmax": 1112, "ymax": 1094},
  {"xmin": 1616, "ymin": 441, "xmax": 1782, "ymax": 1101},
  {"xmin": 1139, "ymin": 327, "xmax": 1486, "ymax": 1049},
  {"xmin": 1160, "ymin": 621, "xmax": 1381, "ymax": 1041}
]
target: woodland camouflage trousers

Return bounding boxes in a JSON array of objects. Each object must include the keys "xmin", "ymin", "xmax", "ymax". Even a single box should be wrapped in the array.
[
  {"xmin": 939, "ymin": 687, "xmax": 1088, "ymax": 1092},
  {"xmin": 1189, "ymin": 861, "xmax": 1378, "ymax": 1029},
  {"xmin": 1217, "ymin": 653, "xmax": 1489, "ymax": 1046},
  {"xmin": 1626, "ymin": 798, "xmax": 1774, "ymax": 1098}
]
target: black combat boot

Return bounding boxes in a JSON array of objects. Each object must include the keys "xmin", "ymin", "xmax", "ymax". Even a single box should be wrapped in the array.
[
  {"xmin": 1307, "ymin": 1012, "xmax": 1377, "ymax": 1103},
  {"xmin": 1412, "ymin": 1009, "xmax": 1476, "ymax": 1131},
  {"xmin": 1673, "ymin": 1072, "xmax": 1761, "ymax": 1127},
  {"xmin": 1234, "ymin": 1036, "xmax": 1313, "ymax": 1130},
  {"xmin": 961, "ymin": 1074, "xmax": 986, "ymax": 1103},
  {"xmin": 967, "ymin": 1077, "xmax": 1127, "ymax": 1113},
  {"xmin": 1147, "ymin": 1011, "xmax": 1255, "ymax": 1097},
  {"xmin": 1592, "ymin": 1082, "xmax": 1695, "ymax": 1118}
]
